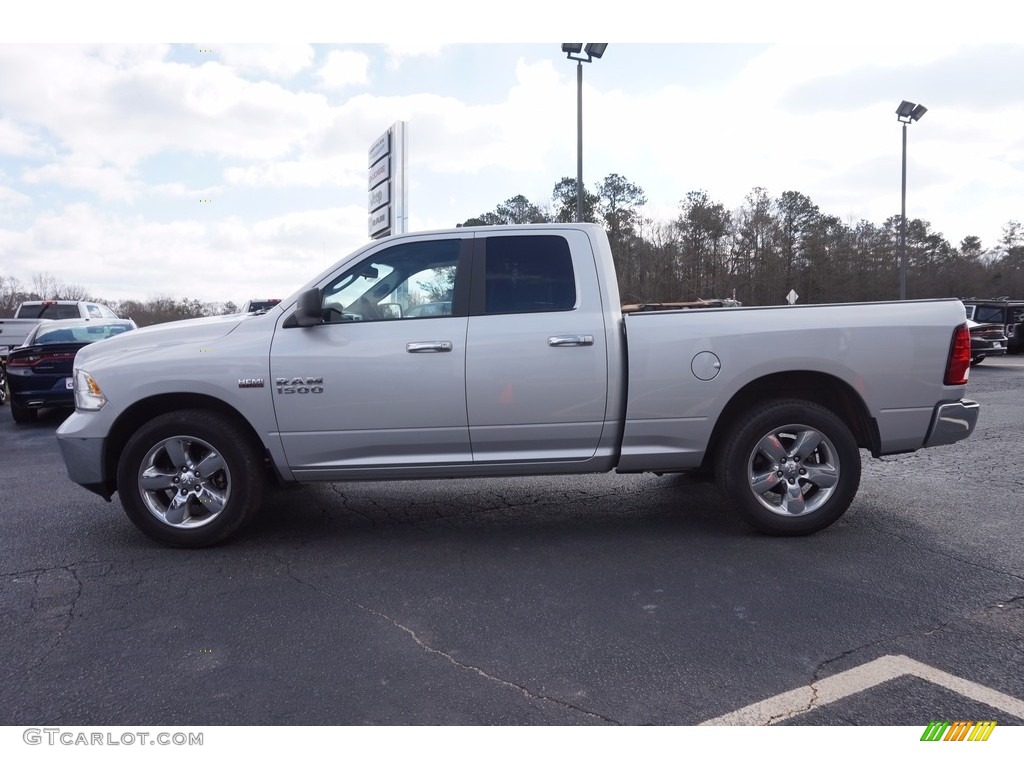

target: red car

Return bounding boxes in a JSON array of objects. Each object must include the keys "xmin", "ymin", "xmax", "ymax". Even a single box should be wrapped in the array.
[{"xmin": 6, "ymin": 318, "xmax": 136, "ymax": 423}]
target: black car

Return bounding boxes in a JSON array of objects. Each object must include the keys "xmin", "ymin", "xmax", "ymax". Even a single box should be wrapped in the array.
[
  {"xmin": 963, "ymin": 299, "xmax": 1024, "ymax": 352},
  {"xmin": 967, "ymin": 319, "xmax": 1008, "ymax": 365},
  {"xmin": 6, "ymin": 318, "xmax": 136, "ymax": 424}
]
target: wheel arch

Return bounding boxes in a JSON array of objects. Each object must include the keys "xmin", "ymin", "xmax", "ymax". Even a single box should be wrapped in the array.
[
  {"xmin": 104, "ymin": 393, "xmax": 274, "ymax": 495},
  {"xmin": 703, "ymin": 371, "xmax": 879, "ymax": 472}
]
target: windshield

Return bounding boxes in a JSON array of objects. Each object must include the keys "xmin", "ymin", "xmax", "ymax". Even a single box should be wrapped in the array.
[{"xmin": 32, "ymin": 322, "xmax": 135, "ymax": 345}]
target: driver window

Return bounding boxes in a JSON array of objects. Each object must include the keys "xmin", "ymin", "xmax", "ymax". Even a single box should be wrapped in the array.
[{"xmin": 321, "ymin": 239, "xmax": 461, "ymax": 323}]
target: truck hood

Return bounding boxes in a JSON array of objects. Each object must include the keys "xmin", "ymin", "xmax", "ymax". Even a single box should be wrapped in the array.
[{"xmin": 74, "ymin": 314, "xmax": 246, "ymax": 367}]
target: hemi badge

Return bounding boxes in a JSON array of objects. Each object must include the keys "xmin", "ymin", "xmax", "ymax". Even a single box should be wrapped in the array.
[{"xmin": 238, "ymin": 378, "xmax": 265, "ymax": 388}]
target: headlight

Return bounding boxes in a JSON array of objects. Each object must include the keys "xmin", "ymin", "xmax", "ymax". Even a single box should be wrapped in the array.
[{"xmin": 74, "ymin": 369, "xmax": 106, "ymax": 410}]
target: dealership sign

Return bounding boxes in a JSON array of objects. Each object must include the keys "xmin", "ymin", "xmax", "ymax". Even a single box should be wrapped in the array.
[
  {"xmin": 369, "ymin": 179, "xmax": 389, "ymax": 211},
  {"xmin": 368, "ymin": 122, "xmax": 407, "ymax": 239}
]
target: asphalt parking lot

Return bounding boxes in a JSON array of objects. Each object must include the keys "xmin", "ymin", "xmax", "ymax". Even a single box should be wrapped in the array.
[{"xmin": 1, "ymin": 358, "xmax": 1022, "ymax": 728}]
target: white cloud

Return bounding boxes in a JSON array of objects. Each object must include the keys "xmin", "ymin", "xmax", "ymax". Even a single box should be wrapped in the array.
[
  {"xmin": 216, "ymin": 44, "xmax": 315, "ymax": 79},
  {"xmin": 22, "ymin": 159, "xmax": 144, "ymax": 201},
  {"xmin": 0, "ymin": 118, "xmax": 48, "ymax": 157},
  {"xmin": 383, "ymin": 43, "xmax": 444, "ymax": 69},
  {"xmin": 224, "ymin": 155, "xmax": 365, "ymax": 188},
  {"xmin": 150, "ymin": 181, "xmax": 220, "ymax": 199},
  {"xmin": 0, "ymin": 46, "xmax": 332, "ymax": 183},
  {"xmin": 89, "ymin": 43, "xmax": 170, "ymax": 66},
  {"xmin": 316, "ymin": 50, "xmax": 371, "ymax": 90},
  {"xmin": 0, "ymin": 183, "xmax": 31, "ymax": 208},
  {"xmin": 0, "ymin": 202, "xmax": 371, "ymax": 303},
  {"xmin": 223, "ymin": 66, "xmax": 571, "ymax": 191},
  {"xmin": 2, "ymin": 40, "xmax": 1023, "ymax": 304}
]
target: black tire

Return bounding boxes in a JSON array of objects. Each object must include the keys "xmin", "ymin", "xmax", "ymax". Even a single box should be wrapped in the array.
[
  {"xmin": 116, "ymin": 409, "xmax": 264, "ymax": 547},
  {"xmin": 970, "ymin": 355, "xmax": 985, "ymax": 366},
  {"xmin": 715, "ymin": 399, "xmax": 860, "ymax": 536},
  {"xmin": 11, "ymin": 400, "xmax": 36, "ymax": 424}
]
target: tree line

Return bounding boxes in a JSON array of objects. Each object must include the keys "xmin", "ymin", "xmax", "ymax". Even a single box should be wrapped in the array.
[
  {"xmin": 461, "ymin": 175, "xmax": 1024, "ymax": 306},
  {"xmin": 3, "ymin": 175, "xmax": 1022, "ymax": 323},
  {"xmin": 0, "ymin": 272, "xmax": 237, "ymax": 326}
]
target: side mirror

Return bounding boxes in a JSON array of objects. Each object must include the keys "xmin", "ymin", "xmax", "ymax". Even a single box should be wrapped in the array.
[
  {"xmin": 290, "ymin": 287, "xmax": 323, "ymax": 327},
  {"xmin": 379, "ymin": 302, "xmax": 403, "ymax": 319}
]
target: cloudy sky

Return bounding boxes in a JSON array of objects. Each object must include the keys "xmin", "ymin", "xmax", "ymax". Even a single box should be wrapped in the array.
[{"xmin": 1, "ymin": 2, "xmax": 1021, "ymax": 305}]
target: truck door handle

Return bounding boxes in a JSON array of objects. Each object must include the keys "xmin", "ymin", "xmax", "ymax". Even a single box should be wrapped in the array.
[
  {"xmin": 548, "ymin": 335, "xmax": 594, "ymax": 347},
  {"xmin": 406, "ymin": 341, "xmax": 453, "ymax": 353}
]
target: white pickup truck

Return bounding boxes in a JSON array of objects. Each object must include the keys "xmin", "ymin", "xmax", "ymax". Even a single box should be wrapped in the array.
[
  {"xmin": 56, "ymin": 223, "xmax": 978, "ymax": 547},
  {"xmin": 0, "ymin": 300, "xmax": 121, "ymax": 360}
]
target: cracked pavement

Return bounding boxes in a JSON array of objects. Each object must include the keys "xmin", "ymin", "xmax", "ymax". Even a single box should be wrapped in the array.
[{"xmin": 1, "ymin": 360, "xmax": 1022, "ymax": 725}]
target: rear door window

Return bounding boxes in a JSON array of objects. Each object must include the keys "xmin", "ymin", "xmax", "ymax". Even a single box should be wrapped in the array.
[{"xmin": 481, "ymin": 235, "xmax": 576, "ymax": 315}]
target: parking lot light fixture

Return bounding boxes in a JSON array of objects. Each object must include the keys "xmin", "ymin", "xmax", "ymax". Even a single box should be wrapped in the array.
[
  {"xmin": 897, "ymin": 100, "xmax": 927, "ymax": 300},
  {"xmin": 563, "ymin": 43, "xmax": 608, "ymax": 222}
]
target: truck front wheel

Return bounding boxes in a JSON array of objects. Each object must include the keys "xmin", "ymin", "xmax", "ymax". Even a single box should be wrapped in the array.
[
  {"xmin": 715, "ymin": 399, "xmax": 860, "ymax": 535},
  {"xmin": 116, "ymin": 410, "xmax": 264, "ymax": 547}
]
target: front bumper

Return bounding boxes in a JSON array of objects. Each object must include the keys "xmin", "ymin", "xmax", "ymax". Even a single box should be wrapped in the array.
[
  {"xmin": 56, "ymin": 410, "xmax": 114, "ymax": 500},
  {"xmin": 923, "ymin": 399, "xmax": 980, "ymax": 448}
]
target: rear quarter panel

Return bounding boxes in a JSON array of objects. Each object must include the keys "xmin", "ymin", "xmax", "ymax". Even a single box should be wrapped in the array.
[{"xmin": 618, "ymin": 299, "xmax": 968, "ymax": 470}]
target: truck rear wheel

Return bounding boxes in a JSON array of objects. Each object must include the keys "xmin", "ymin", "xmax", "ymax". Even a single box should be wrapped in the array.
[
  {"xmin": 715, "ymin": 399, "xmax": 860, "ymax": 535},
  {"xmin": 116, "ymin": 410, "xmax": 264, "ymax": 547}
]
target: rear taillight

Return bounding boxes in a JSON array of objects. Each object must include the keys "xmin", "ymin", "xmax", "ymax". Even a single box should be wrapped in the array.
[
  {"xmin": 6, "ymin": 350, "xmax": 75, "ymax": 367},
  {"xmin": 6, "ymin": 354, "xmax": 40, "ymax": 367},
  {"xmin": 945, "ymin": 323, "xmax": 971, "ymax": 385}
]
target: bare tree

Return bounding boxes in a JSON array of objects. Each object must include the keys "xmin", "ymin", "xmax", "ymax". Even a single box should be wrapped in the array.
[
  {"xmin": 0, "ymin": 275, "xmax": 27, "ymax": 316},
  {"xmin": 30, "ymin": 272, "xmax": 64, "ymax": 300},
  {"xmin": 60, "ymin": 283, "xmax": 92, "ymax": 300}
]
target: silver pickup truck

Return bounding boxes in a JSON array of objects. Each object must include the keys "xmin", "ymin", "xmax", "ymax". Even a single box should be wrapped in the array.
[{"xmin": 56, "ymin": 223, "xmax": 978, "ymax": 547}]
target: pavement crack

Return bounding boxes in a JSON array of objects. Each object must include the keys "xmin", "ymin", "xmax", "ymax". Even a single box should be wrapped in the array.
[
  {"xmin": 0, "ymin": 560, "xmax": 110, "ymax": 581},
  {"xmin": 327, "ymin": 484, "xmax": 377, "ymax": 526},
  {"xmin": 759, "ymin": 599, "xmax": 1013, "ymax": 725},
  {"xmin": 857, "ymin": 516, "xmax": 1024, "ymax": 585},
  {"xmin": 266, "ymin": 554, "xmax": 619, "ymax": 723},
  {"xmin": 764, "ymin": 631, "xmax": 935, "ymax": 725},
  {"xmin": 353, "ymin": 600, "xmax": 620, "ymax": 725},
  {"xmin": 64, "ymin": 566, "xmax": 84, "ymax": 629},
  {"xmin": 26, "ymin": 565, "xmax": 88, "ymax": 671}
]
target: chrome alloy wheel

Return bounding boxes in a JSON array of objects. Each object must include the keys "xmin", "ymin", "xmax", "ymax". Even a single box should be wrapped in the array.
[
  {"xmin": 746, "ymin": 424, "xmax": 840, "ymax": 517},
  {"xmin": 137, "ymin": 435, "xmax": 231, "ymax": 528}
]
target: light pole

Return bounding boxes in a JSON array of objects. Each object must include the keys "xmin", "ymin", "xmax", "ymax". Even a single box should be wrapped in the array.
[
  {"xmin": 562, "ymin": 43, "xmax": 607, "ymax": 223},
  {"xmin": 896, "ymin": 99, "xmax": 927, "ymax": 300}
]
